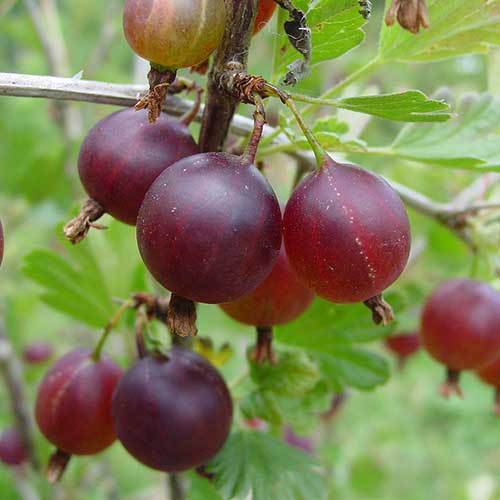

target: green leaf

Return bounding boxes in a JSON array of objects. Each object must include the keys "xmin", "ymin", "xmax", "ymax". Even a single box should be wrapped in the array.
[
  {"xmin": 208, "ymin": 431, "xmax": 327, "ymax": 500},
  {"xmin": 188, "ymin": 472, "xmax": 222, "ymax": 500},
  {"xmin": 22, "ymin": 219, "xmax": 150, "ymax": 327},
  {"xmin": 276, "ymin": 299, "xmax": 392, "ymax": 390},
  {"xmin": 387, "ymin": 92, "xmax": 500, "ymax": 170},
  {"xmin": 23, "ymin": 249, "xmax": 113, "ymax": 327},
  {"xmin": 379, "ymin": 0, "xmax": 500, "ymax": 63},
  {"xmin": 249, "ymin": 350, "xmax": 320, "ymax": 397},
  {"xmin": 274, "ymin": 0, "xmax": 367, "ymax": 76},
  {"xmin": 335, "ymin": 91, "xmax": 451, "ymax": 122}
]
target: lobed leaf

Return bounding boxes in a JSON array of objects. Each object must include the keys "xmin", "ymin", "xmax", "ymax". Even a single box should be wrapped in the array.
[{"xmin": 208, "ymin": 431, "xmax": 327, "ymax": 500}]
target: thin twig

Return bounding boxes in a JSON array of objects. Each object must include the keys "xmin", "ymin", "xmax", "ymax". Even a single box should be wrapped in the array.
[
  {"xmin": 0, "ymin": 321, "xmax": 39, "ymax": 470},
  {"xmin": 0, "ymin": 72, "xmax": 498, "ymax": 248}
]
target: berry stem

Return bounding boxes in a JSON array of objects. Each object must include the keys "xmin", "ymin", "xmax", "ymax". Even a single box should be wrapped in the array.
[
  {"xmin": 46, "ymin": 448, "xmax": 71, "ymax": 483},
  {"xmin": 285, "ymin": 98, "xmax": 326, "ymax": 166},
  {"xmin": 241, "ymin": 94, "xmax": 266, "ymax": 165},
  {"xmin": 179, "ymin": 86, "xmax": 203, "ymax": 126},
  {"xmin": 134, "ymin": 305, "xmax": 148, "ymax": 359},
  {"xmin": 251, "ymin": 326, "xmax": 277, "ymax": 364},
  {"xmin": 301, "ymin": 57, "xmax": 381, "ymax": 117},
  {"xmin": 92, "ymin": 299, "xmax": 134, "ymax": 361}
]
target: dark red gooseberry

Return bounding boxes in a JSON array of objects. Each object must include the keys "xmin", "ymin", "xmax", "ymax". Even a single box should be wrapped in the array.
[
  {"xmin": 23, "ymin": 341, "xmax": 53, "ymax": 364},
  {"xmin": 421, "ymin": 278, "xmax": 500, "ymax": 397},
  {"xmin": 137, "ymin": 152, "xmax": 282, "ymax": 304},
  {"xmin": 112, "ymin": 347, "xmax": 232, "ymax": 472},
  {"xmin": 384, "ymin": 332, "xmax": 420, "ymax": 367},
  {"xmin": 35, "ymin": 348, "xmax": 123, "ymax": 455},
  {"xmin": 78, "ymin": 108, "xmax": 198, "ymax": 225},
  {"xmin": 476, "ymin": 356, "xmax": 500, "ymax": 415},
  {"xmin": 219, "ymin": 241, "xmax": 314, "ymax": 326},
  {"xmin": 254, "ymin": 0, "xmax": 277, "ymax": 34},
  {"xmin": 283, "ymin": 157, "xmax": 411, "ymax": 303},
  {"xmin": 123, "ymin": 0, "xmax": 226, "ymax": 69},
  {"xmin": 0, "ymin": 428, "xmax": 27, "ymax": 466}
]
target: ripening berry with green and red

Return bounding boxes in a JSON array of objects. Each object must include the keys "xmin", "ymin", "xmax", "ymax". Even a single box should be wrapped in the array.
[{"xmin": 123, "ymin": 0, "xmax": 226, "ymax": 69}]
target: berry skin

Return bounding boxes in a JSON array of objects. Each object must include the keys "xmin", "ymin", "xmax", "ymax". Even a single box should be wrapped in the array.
[
  {"xmin": 112, "ymin": 348, "xmax": 233, "ymax": 472},
  {"xmin": 0, "ymin": 428, "xmax": 27, "ymax": 466},
  {"xmin": 477, "ymin": 356, "xmax": 500, "ymax": 389},
  {"xmin": 220, "ymin": 241, "xmax": 314, "ymax": 326},
  {"xmin": 421, "ymin": 279, "xmax": 500, "ymax": 370},
  {"xmin": 254, "ymin": 0, "xmax": 277, "ymax": 34},
  {"xmin": 137, "ymin": 152, "xmax": 282, "ymax": 304},
  {"xmin": 35, "ymin": 348, "xmax": 123, "ymax": 455},
  {"xmin": 123, "ymin": 0, "xmax": 226, "ymax": 69},
  {"xmin": 78, "ymin": 108, "xmax": 198, "ymax": 225},
  {"xmin": 384, "ymin": 332, "xmax": 420, "ymax": 365},
  {"xmin": 283, "ymin": 157, "xmax": 411, "ymax": 303},
  {"xmin": 23, "ymin": 341, "xmax": 53, "ymax": 364}
]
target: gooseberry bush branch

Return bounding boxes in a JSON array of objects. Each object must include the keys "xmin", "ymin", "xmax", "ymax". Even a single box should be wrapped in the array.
[{"xmin": 1, "ymin": 71, "xmax": 495, "ymax": 248}]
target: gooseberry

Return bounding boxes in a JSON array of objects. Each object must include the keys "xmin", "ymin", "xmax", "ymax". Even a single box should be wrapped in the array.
[
  {"xmin": 35, "ymin": 348, "xmax": 123, "ymax": 456},
  {"xmin": 254, "ymin": 0, "xmax": 277, "ymax": 34},
  {"xmin": 0, "ymin": 427, "xmax": 27, "ymax": 466},
  {"xmin": 23, "ymin": 341, "xmax": 53, "ymax": 364},
  {"xmin": 384, "ymin": 332, "xmax": 420, "ymax": 368},
  {"xmin": 420, "ymin": 278, "xmax": 500, "ymax": 397},
  {"xmin": 112, "ymin": 347, "xmax": 232, "ymax": 472},
  {"xmin": 137, "ymin": 152, "xmax": 282, "ymax": 304},
  {"xmin": 123, "ymin": 0, "xmax": 226, "ymax": 69},
  {"xmin": 78, "ymin": 108, "xmax": 198, "ymax": 225},
  {"xmin": 283, "ymin": 156, "xmax": 411, "ymax": 304},
  {"xmin": 220, "ymin": 241, "xmax": 314, "ymax": 326}
]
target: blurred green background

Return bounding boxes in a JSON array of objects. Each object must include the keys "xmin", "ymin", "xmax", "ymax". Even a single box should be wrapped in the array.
[{"xmin": 1, "ymin": 0, "xmax": 500, "ymax": 499}]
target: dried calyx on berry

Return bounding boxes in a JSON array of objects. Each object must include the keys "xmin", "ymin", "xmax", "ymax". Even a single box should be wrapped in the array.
[{"xmin": 385, "ymin": 0, "xmax": 429, "ymax": 34}]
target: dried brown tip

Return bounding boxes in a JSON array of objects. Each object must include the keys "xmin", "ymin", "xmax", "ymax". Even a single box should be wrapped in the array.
[
  {"xmin": 439, "ymin": 369, "xmax": 463, "ymax": 399},
  {"xmin": 135, "ymin": 66, "xmax": 177, "ymax": 123},
  {"xmin": 46, "ymin": 449, "xmax": 71, "ymax": 483},
  {"xmin": 251, "ymin": 326, "xmax": 277, "ymax": 365},
  {"xmin": 167, "ymin": 294, "xmax": 198, "ymax": 338},
  {"xmin": 364, "ymin": 294, "xmax": 395, "ymax": 326},
  {"xmin": 63, "ymin": 198, "xmax": 106, "ymax": 244},
  {"xmin": 385, "ymin": 0, "xmax": 429, "ymax": 34}
]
